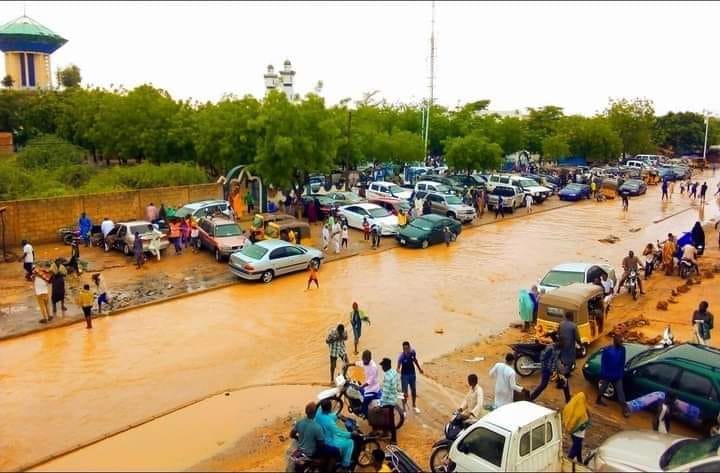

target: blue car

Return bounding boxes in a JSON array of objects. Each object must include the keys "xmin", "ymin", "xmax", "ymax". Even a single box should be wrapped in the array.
[{"xmin": 558, "ymin": 183, "xmax": 591, "ymax": 201}]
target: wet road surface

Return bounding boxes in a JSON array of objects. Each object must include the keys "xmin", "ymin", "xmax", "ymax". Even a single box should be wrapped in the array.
[{"xmin": 2, "ymin": 175, "xmax": 718, "ymax": 471}]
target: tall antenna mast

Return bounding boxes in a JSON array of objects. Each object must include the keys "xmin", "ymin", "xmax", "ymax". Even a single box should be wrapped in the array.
[{"xmin": 423, "ymin": 1, "xmax": 436, "ymax": 160}]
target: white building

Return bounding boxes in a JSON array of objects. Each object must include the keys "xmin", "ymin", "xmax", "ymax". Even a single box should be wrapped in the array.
[{"xmin": 264, "ymin": 59, "xmax": 295, "ymax": 99}]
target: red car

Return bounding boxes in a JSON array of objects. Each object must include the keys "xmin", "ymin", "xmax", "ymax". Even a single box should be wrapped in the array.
[
  {"xmin": 197, "ymin": 217, "xmax": 247, "ymax": 261},
  {"xmin": 367, "ymin": 197, "xmax": 411, "ymax": 216}
]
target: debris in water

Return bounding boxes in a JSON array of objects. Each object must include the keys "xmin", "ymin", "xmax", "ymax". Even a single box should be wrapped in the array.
[
  {"xmin": 599, "ymin": 235, "xmax": 621, "ymax": 244},
  {"xmin": 629, "ymin": 227, "xmax": 642, "ymax": 233},
  {"xmin": 463, "ymin": 356, "xmax": 485, "ymax": 362},
  {"xmin": 434, "ymin": 328, "xmax": 444, "ymax": 334}
]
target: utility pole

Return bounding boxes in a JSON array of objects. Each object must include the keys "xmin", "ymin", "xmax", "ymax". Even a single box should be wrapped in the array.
[
  {"xmin": 702, "ymin": 111, "xmax": 710, "ymax": 164},
  {"xmin": 345, "ymin": 110, "xmax": 352, "ymax": 190},
  {"xmin": 423, "ymin": 0, "xmax": 436, "ymax": 161}
]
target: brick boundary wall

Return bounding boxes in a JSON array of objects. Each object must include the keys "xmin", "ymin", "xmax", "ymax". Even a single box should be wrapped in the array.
[{"xmin": 0, "ymin": 183, "xmax": 223, "ymax": 247}]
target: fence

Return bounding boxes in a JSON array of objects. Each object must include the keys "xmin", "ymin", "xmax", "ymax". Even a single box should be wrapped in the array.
[{"xmin": 0, "ymin": 183, "xmax": 223, "ymax": 247}]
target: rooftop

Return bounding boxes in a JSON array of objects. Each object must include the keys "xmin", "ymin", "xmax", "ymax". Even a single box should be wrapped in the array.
[
  {"xmin": 481, "ymin": 401, "xmax": 555, "ymax": 432},
  {"xmin": 0, "ymin": 16, "xmax": 67, "ymax": 54}
]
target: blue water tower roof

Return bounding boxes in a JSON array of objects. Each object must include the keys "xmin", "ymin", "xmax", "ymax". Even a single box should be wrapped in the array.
[{"xmin": 0, "ymin": 16, "xmax": 67, "ymax": 54}]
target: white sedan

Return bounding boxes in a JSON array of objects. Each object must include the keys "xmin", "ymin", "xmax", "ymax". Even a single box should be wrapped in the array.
[{"xmin": 338, "ymin": 203, "xmax": 399, "ymax": 236}]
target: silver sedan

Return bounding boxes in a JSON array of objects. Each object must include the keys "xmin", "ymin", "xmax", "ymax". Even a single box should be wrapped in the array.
[{"xmin": 228, "ymin": 239, "xmax": 324, "ymax": 283}]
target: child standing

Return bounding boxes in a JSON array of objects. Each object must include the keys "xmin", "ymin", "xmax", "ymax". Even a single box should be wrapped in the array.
[
  {"xmin": 306, "ymin": 261, "xmax": 319, "ymax": 290},
  {"xmin": 341, "ymin": 224, "xmax": 349, "ymax": 249},
  {"xmin": 190, "ymin": 223, "xmax": 200, "ymax": 253},
  {"xmin": 362, "ymin": 217, "xmax": 370, "ymax": 241},
  {"xmin": 92, "ymin": 273, "xmax": 110, "ymax": 314},
  {"xmin": 78, "ymin": 284, "xmax": 95, "ymax": 329}
]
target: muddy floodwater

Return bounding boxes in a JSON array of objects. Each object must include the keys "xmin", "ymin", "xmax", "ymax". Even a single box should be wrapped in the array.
[{"xmin": 1, "ymin": 180, "xmax": 717, "ymax": 471}]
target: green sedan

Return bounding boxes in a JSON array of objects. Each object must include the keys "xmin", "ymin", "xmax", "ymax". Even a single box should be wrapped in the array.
[
  {"xmin": 583, "ymin": 343, "xmax": 720, "ymax": 428},
  {"xmin": 396, "ymin": 214, "xmax": 461, "ymax": 249}
]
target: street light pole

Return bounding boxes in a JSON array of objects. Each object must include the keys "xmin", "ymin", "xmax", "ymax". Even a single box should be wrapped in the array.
[
  {"xmin": 346, "ymin": 110, "xmax": 352, "ymax": 190},
  {"xmin": 702, "ymin": 111, "xmax": 710, "ymax": 164}
]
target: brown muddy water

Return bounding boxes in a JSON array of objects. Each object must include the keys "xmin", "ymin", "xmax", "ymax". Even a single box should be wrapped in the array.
[{"xmin": 2, "ymin": 177, "xmax": 717, "ymax": 471}]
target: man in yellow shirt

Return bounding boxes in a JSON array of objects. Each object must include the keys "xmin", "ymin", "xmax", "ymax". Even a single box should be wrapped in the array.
[{"xmin": 77, "ymin": 284, "xmax": 95, "ymax": 329}]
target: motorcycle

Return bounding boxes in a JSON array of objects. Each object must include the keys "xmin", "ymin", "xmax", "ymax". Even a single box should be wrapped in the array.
[
  {"xmin": 429, "ymin": 410, "xmax": 466, "ymax": 473},
  {"xmin": 510, "ymin": 331, "xmax": 558, "ymax": 377},
  {"xmin": 317, "ymin": 373, "xmax": 405, "ymax": 431},
  {"xmin": 625, "ymin": 270, "xmax": 639, "ymax": 300},
  {"xmin": 679, "ymin": 258, "xmax": 698, "ymax": 279},
  {"xmin": 288, "ymin": 417, "xmax": 381, "ymax": 472}
]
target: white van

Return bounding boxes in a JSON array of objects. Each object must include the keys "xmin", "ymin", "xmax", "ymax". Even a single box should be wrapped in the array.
[
  {"xmin": 365, "ymin": 181, "xmax": 413, "ymax": 200},
  {"xmin": 625, "ymin": 160, "xmax": 651, "ymax": 169}
]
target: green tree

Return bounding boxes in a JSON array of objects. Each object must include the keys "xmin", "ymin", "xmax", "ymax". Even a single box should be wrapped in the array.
[
  {"xmin": 491, "ymin": 117, "xmax": 528, "ymax": 155},
  {"xmin": 654, "ymin": 111, "xmax": 706, "ymax": 155},
  {"xmin": 16, "ymin": 134, "xmax": 86, "ymax": 169},
  {"xmin": 542, "ymin": 134, "xmax": 570, "ymax": 161},
  {"xmin": 1, "ymin": 75, "xmax": 14, "ymax": 88},
  {"xmin": 566, "ymin": 117, "xmax": 622, "ymax": 163},
  {"xmin": 605, "ymin": 98, "xmax": 655, "ymax": 157},
  {"xmin": 526, "ymin": 106, "xmax": 564, "ymax": 155},
  {"xmin": 57, "ymin": 64, "xmax": 82, "ymax": 88},
  {"xmin": 253, "ymin": 91, "xmax": 340, "ymax": 189},
  {"xmin": 443, "ymin": 133, "xmax": 503, "ymax": 174}
]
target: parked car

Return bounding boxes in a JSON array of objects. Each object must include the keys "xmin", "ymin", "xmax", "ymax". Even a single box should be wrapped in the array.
[
  {"xmin": 619, "ymin": 178, "xmax": 648, "ymax": 196},
  {"xmin": 591, "ymin": 431, "xmax": 720, "ymax": 472},
  {"xmin": 197, "ymin": 217, "xmax": 247, "ymax": 261},
  {"xmin": 368, "ymin": 197, "xmax": 411, "ymax": 216},
  {"xmin": 558, "ymin": 183, "xmax": 591, "ymax": 201},
  {"xmin": 509, "ymin": 176, "xmax": 552, "ymax": 203},
  {"xmin": 174, "ymin": 200, "xmax": 232, "ymax": 221},
  {"xmin": 302, "ymin": 194, "xmax": 336, "ymax": 220},
  {"xmin": 228, "ymin": 239, "xmax": 323, "ymax": 283},
  {"xmin": 324, "ymin": 191, "xmax": 365, "ymax": 206},
  {"xmin": 337, "ymin": 203, "xmax": 399, "ymax": 236},
  {"xmin": 523, "ymin": 173, "xmax": 558, "ymax": 194},
  {"xmin": 538, "ymin": 262, "xmax": 616, "ymax": 293},
  {"xmin": 447, "ymin": 174, "xmax": 488, "ymax": 191},
  {"xmin": 365, "ymin": 181, "xmax": 413, "ymax": 200},
  {"xmin": 396, "ymin": 214, "xmax": 461, "ymax": 248},
  {"xmin": 414, "ymin": 180, "xmax": 454, "ymax": 200},
  {"xmin": 583, "ymin": 343, "xmax": 720, "ymax": 428},
  {"xmin": 487, "ymin": 184, "xmax": 524, "ymax": 211},
  {"xmin": 423, "ymin": 192, "xmax": 476, "ymax": 223},
  {"xmin": 420, "ymin": 174, "xmax": 465, "ymax": 194},
  {"xmin": 104, "ymin": 220, "xmax": 170, "ymax": 256}
]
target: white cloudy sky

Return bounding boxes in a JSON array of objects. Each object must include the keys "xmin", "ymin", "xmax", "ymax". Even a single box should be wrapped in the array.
[{"xmin": 3, "ymin": 1, "xmax": 719, "ymax": 115}]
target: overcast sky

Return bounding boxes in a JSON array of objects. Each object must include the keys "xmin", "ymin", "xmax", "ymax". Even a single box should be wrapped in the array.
[{"xmin": 3, "ymin": 1, "xmax": 719, "ymax": 115}]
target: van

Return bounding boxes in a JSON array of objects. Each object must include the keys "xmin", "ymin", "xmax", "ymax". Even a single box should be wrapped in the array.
[
  {"xmin": 487, "ymin": 184, "xmax": 524, "ymax": 211},
  {"xmin": 625, "ymin": 160, "xmax": 650, "ymax": 169},
  {"xmin": 414, "ymin": 180, "xmax": 453, "ymax": 200}
]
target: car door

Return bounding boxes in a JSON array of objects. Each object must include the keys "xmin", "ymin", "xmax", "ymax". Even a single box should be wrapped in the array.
[
  {"xmin": 283, "ymin": 245, "xmax": 308, "ymax": 273},
  {"xmin": 106, "ymin": 224, "xmax": 120, "ymax": 249},
  {"xmin": 672, "ymin": 369, "xmax": 719, "ymax": 423},
  {"xmin": 628, "ymin": 362, "xmax": 682, "ymax": 400},
  {"xmin": 117, "ymin": 225, "xmax": 128, "ymax": 250},
  {"xmin": 268, "ymin": 247, "xmax": 290, "ymax": 275},
  {"xmin": 430, "ymin": 222, "xmax": 445, "ymax": 244},
  {"xmin": 341, "ymin": 206, "xmax": 359, "ymax": 229},
  {"xmin": 427, "ymin": 194, "xmax": 442, "ymax": 214}
]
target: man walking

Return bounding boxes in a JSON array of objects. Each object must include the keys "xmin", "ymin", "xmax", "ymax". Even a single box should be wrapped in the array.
[
  {"xmin": 350, "ymin": 302, "xmax": 370, "ymax": 355},
  {"xmin": 525, "ymin": 193, "xmax": 534, "ymax": 214},
  {"xmin": 596, "ymin": 335, "xmax": 630, "ymax": 417},
  {"xmin": 661, "ymin": 180, "xmax": 669, "ymax": 201},
  {"xmin": 100, "ymin": 217, "xmax": 114, "ymax": 252},
  {"xmin": 77, "ymin": 283, "xmax": 95, "ymax": 329},
  {"xmin": 621, "ymin": 192, "xmax": 629, "ymax": 211},
  {"xmin": 21, "ymin": 239, "xmax": 34, "ymax": 281},
  {"xmin": 529, "ymin": 337, "xmax": 564, "ymax": 401},
  {"xmin": 700, "ymin": 182, "xmax": 708, "ymax": 204},
  {"xmin": 494, "ymin": 197, "xmax": 506, "ymax": 219},
  {"xmin": 398, "ymin": 341, "xmax": 424, "ymax": 414},
  {"xmin": 692, "ymin": 301, "xmax": 714, "ymax": 345},
  {"xmin": 379, "ymin": 358, "xmax": 400, "ymax": 444},
  {"xmin": 558, "ymin": 312, "xmax": 581, "ymax": 378},
  {"xmin": 489, "ymin": 353, "xmax": 524, "ymax": 408},
  {"xmin": 371, "ymin": 222, "xmax": 382, "ymax": 249},
  {"xmin": 326, "ymin": 324, "xmax": 348, "ymax": 384}
]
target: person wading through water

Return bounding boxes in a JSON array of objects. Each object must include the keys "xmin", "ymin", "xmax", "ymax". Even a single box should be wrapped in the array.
[{"xmin": 349, "ymin": 302, "xmax": 370, "ymax": 355}]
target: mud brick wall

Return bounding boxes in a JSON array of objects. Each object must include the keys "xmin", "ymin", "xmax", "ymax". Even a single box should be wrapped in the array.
[{"xmin": 0, "ymin": 183, "xmax": 223, "ymax": 247}]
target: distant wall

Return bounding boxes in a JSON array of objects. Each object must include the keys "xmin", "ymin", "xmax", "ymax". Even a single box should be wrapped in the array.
[{"xmin": 0, "ymin": 183, "xmax": 223, "ymax": 247}]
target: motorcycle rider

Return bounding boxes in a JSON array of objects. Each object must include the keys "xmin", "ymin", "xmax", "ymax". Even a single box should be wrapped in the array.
[
  {"xmin": 354, "ymin": 350, "xmax": 381, "ymax": 416},
  {"xmin": 680, "ymin": 242, "xmax": 699, "ymax": 275},
  {"xmin": 616, "ymin": 250, "xmax": 644, "ymax": 295},
  {"xmin": 315, "ymin": 399, "xmax": 355, "ymax": 470},
  {"xmin": 458, "ymin": 374, "xmax": 484, "ymax": 425},
  {"xmin": 290, "ymin": 402, "xmax": 340, "ymax": 471}
]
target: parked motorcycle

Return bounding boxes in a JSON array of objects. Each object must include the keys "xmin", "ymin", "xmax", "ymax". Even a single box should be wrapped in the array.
[
  {"xmin": 429, "ymin": 411, "xmax": 466, "ymax": 473},
  {"xmin": 317, "ymin": 373, "xmax": 405, "ymax": 430},
  {"xmin": 679, "ymin": 258, "xmax": 698, "ymax": 279},
  {"xmin": 510, "ymin": 331, "xmax": 558, "ymax": 377}
]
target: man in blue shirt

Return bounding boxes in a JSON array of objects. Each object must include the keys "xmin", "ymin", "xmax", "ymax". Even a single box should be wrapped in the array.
[
  {"xmin": 290, "ymin": 402, "xmax": 339, "ymax": 468},
  {"xmin": 397, "ymin": 341, "xmax": 424, "ymax": 415},
  {"xmin": 78, "ymin": 212, "xmax": 92, "ymax": 247},
  {"xmin": 315, "ymin": 399, "xmax": 354, "ymax": 469},
  {"xmin": 596, "ymin": 334, "xmax": 629, "ymax": 417}
]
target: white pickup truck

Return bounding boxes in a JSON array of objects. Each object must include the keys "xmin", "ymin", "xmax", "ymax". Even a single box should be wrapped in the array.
[{"xmin": 448, "ymin": 401, "xmax": 591, "ymax": 472}]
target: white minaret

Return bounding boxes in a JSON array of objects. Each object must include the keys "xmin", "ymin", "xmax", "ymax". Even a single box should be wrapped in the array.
[
  {"xmin": 264, "ymin": 64, "xmax": 279, "ymax": 93},
  {"xmin": 279, "ymin": 59, "xmax": 295, "ymax": 99}
]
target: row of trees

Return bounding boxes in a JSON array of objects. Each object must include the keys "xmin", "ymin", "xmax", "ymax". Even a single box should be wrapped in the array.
[{"xmin": 0, "ymin": 86, "xmax": 718, "ymax": 190}]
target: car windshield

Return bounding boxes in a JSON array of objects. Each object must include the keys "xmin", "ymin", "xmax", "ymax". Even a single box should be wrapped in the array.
[
  {"xmin": 445, "ymin": 195, "xmax": 463, "ymax": 205},
  {"xmin": 130, "ymin": 224, "xmax": 154, "ymax": 235},
  {"xmin": 564, "ymin": 184, "xmax": 582, "ymax": 190},
  {"xmin": 661, "ymin": 437, "xmax": 720, "ymax": 470},
  {"xmin": 540, "ymin": 270, "xmax": 584, "ymax": 287},
  {"xmin": 627, "ymin": 345, "xmax": 672, "ymax": 366},
  {"xmin": 388, "ymin": 185, "xmax": 405, "ymax": 195},
  {"xmin": 239, "ymin": 244, "xmax": 268, "ymax": 260},
  {"xmin": 174, "ymin": 206, "xmax": 194, "ymax": 218},
  {"xmin": 518, "ymin": 178, "xmax": 539, "ymax": 187},
  {"xmin": 215, "ymin": 224, "xmax": 242, "ymax": 237},
  {"xmin": 493, "ymin": 188, "xmax": 514, "ymax": 196},
  {"xmin": 434, "ymin": 184, "xmax": 452, "ymax": 193},
  {"xmin": 368, "ymin": 207, "xmax": 391, "ymax": 218},
  {"xmin": 409, "ymin": 218, "xmax": 433, "ymax": 232}
]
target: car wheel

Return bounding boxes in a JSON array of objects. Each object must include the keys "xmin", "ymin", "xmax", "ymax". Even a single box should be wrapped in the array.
[
  {"xmin": 123, "ymin": 243, "xmax": 131, "ymax": 256},
  {"xmin": 577, "ymin": 343, "xmax": 589, "ymax": 358},
  {"xmin": 261, "ymin": 270, "xmax": 274, "ymax": 284},
  {"xmin": 215, "ymin": 248, "xmax": 221, "ymax": 262},
  {"xmin": 598, "ymin": 380, "xmax": 616, "ymax": 399},
  {"xmin": 421, "ymin": 240, "xmax": 429, "ymax": 249}
]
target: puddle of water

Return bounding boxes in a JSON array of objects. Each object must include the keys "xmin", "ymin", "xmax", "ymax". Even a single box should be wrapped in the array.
[{"xmin": 1, "ymin": 173, "xmax": 718, "ymax": 471}]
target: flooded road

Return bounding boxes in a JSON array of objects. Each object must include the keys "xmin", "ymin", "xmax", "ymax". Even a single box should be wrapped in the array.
[{"xmin": 1, "ymin": 175, "xmax": 717, "ymax": 471}]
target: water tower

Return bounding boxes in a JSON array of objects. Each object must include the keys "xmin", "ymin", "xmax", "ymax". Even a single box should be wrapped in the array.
[{"xmin": 0, "ymin": 16, "xmax": 67, "ymax": 89}]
